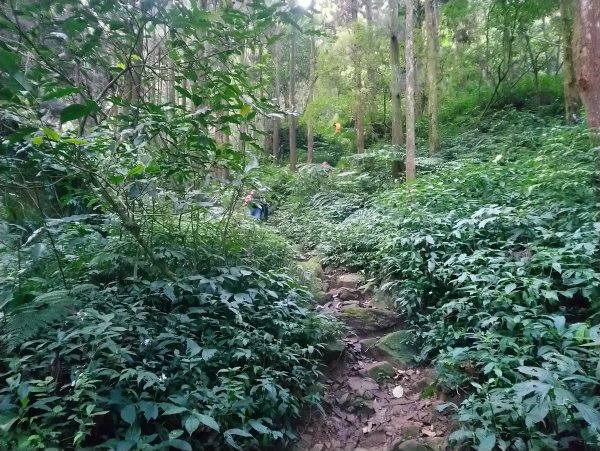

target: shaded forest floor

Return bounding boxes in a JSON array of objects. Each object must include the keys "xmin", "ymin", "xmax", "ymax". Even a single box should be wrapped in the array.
[{"xmin": 290, "ymin": 265, "xmax": 457, "ymax": 451}]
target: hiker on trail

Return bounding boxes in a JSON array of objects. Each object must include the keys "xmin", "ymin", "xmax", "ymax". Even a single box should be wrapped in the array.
[
  {"xmin": 243, "ymin": 189, "xmax": 269, "ymax": 221},
  {"xmin": 321, "ymin": 161, "xmax": 332, "ymax": 174},
  {"xmin": 334, "ymin": 122, "xmax": 342, "ymax": 133}
]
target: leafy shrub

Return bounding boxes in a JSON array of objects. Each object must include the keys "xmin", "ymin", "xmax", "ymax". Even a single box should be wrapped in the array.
[
  {"xmin": 0, "ymin": 248, "xmax": 337, "ymax": 450},
  {"xmin": 273, "ymin": 111, "xmax": 600, "ymax": 448}
]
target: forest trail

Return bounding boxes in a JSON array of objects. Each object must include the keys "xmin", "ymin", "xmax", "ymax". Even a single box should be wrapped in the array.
[{"xmin": 292, "ymin": 258, "xmax": 456, "ymax": 451}]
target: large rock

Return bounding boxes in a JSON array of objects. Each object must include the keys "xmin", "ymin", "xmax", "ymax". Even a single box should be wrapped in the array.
[
  {"xmin": 400, "ymin": 425, "xmax": 421, "ymax": 440},
  {"xmin": 322, "ymin": 340, "xmax": 346, "ymax": 363},
  {"xmin": 347, "ymin": 377, "xmax": 379, "ymax": 397},
  {"xmin": 424, "ymin": 437, "xmax": 448, "ymax": 451},
  {"xmin": 297, "ymin": 257, "xmax": 327, "ymax": 303},
  {"xmin": 298, "ymin": 257, "xmax": 325, "ymax": 280},
  {"xmin": 331, "ymin": 287, "xmax": 361, "ymax": 301},
  {"xmin": 371, "ymin": 331, "xmax": 415, "ymax": 367},
  {"xmin": 358, "ymin": 361, "xmax": 396, "ymax": 380},
  {"xmin": 336, "ymin": 273, "xmax": 365, "ymax": 289},
  {"xmin": 338, "ymin": 306, "xmax": 401, "ymax": 334},
  {"xmin": 359, "ymin": 337, "xmax": 378, "ymax": 353},
  {"xmin": 392, "ymin": 439, "xmax": 431, "ymax": 451}
]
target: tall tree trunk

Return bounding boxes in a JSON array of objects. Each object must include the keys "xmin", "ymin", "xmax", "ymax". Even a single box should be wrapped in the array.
[
  {"xmin": 352, "ymin": 0, "xmax": 365, "ymax": 153},
  {"xmin": 390, "ymin": 0, "xmax": 404, "ymax": 146},
  {"xmin": 289, "ymin": 4, "xmax": 298, "ymax": 171},
  {"xmin": 307, "ymin": 3, "xmax": 316, "ymax": 164},
  {"xmin": 405, "ymin": 0, "xmax": 416, "ymax": 181},
  {"xmin": 574, "ymin": 0, "xmax": 600, "ymax": 142},
  {"xmin": 365, "ymin": 0, "xmax": 377, "ymax": 130},
  {"xmin": 273, "ymin": 26, "xmax": 281, "ymax": 162},
  {"xmin": 561, "ymin": 0, "xmax": 581, "ymax": 124},
  {"xmin": 425, "ymin": 0, "xmax": 439, "ymax": 154}
]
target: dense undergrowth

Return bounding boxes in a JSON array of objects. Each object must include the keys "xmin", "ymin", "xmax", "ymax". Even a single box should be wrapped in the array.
[
  {"xmin": 271, "ymin": 110, "xmax": 600, "ymax": 449},
  {"xmin": 0, "ymin": 208, "xmax": 339, "ymax": 450}
]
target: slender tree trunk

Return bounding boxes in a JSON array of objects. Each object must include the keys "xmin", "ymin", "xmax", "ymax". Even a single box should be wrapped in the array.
[
  {"xmin": 425, "ymin": 0, "xmax": 439, "ymax": 154},
  {"xmin": 390, "ymin": 0, "xmax": 404, "ymax": 146},
  {"xmin": 273, "ymin": 26, "xmax": 281, "ymax": 162},
  {"xmin": 168, "ymin": 52, "xmax": 176, "ymax": 104},
  {"xmin": 405, "ymin": 0, "xmax": 416, "ymax": 181},
  {"xmin": 365, "ymin": 0, "xmax": 377, "ymax": 130},
  {"xmin": 561, "ymin": 0, "xmax": 581, "ymax": 124},
  {"xmin": 307, "ymin": 4, "xmax": 316, "ymax": 164},
  {"xmin": 289, "ymin": 3, "xmax": 298, "ymax": 171},
  {"xmin": 352, "ymin": 0, "xmax": 365, "ymax": 153}
]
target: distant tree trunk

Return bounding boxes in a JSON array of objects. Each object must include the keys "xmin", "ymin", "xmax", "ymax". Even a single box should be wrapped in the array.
[
  {"xmin": 273, "ymin": 26, "xmax": 281, "ymax": 162},
  {"xmin": 561, "ymin": 0, "xmax": 581, "ymax": 124},
  {"xmin": 390, "ymin": 0, "xmax": 404, "ymax": 146},
  {"xmin": 168, "ymin": 53, "xmax": 176, "ymax": 104},
  {"xmin": 307, "ymin": 4, "xmax": 316, "ymax": 164},
  {"xmin": 365, "ymin": 0, "xmax": 377, "ymax": 129},
  {"xmin": 405, "ymin": 0, "xmax": 416, "ymax": 181},
  {"xmin": 425, "ymin": 0, "xmax": 439, "ymax": 154},
  {"xmin": 352, "ymin": 0, "xmax": 365, "ymax": 153},
  {"xmin": 289, "ymin": 3, "xmax": 298, "ymax": 171}
]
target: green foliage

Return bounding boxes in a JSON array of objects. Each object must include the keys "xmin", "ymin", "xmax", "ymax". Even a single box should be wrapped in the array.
[
  {"xmin": 273, "ymin": 111, "xmax": 600, "ymax": 448},
  {"xmin": 0, "ymin": 267, "xmax": 333, "ymax": 449}
]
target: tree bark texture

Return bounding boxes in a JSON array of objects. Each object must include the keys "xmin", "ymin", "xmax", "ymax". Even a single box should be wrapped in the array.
[
  {"xmin": 307, "ymin": 9, "xmax": 316, "ymax": 164},
  {"xmin": 289, "ymin": 6, "xmax": 298, "ymax": 171},
  {"xmin": 390, "ymin": 0, "xmax": 404, "ymax": 146},
  {"xmin": 273, "ymin": 26, "xmax": 281, "ymax": 161},
  {"xmin": 352, "ymin": 0, "xmax": 365, "ymax": 153},
  {"xmin": 425, "ymin": 0, "xmax": 439, "ymax": 153},
  {"xmin": 561, "ymin": 0, "xmax": 581, "ymax": 124},
  {"xmin": 405, "ymin": 0, "xmax": 416, "ymax": 181},
  {"xmin": 574, "ymin": 0, "xmax": 600, "ymax": 140}
]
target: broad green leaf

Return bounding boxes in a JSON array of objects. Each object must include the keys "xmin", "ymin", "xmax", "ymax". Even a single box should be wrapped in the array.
[
  {"xmin": 0, "ymin": 48, "xmax": 20, "ymax": 74},
  {"xmin": 201, "ymin": 348, "xmax": 217, "ymax": 361},
  {"xmin": 505, "ymin": 283, "xmax": 516, "ymax": 294},
  {"xmin": 248, "ymin": 419, "xmax": 269, "ymax": 434},
  {"xmin": 43, "ymin": 127, "xmax": 60, "ymax": 141},
  {"xmin": 165, "ymin": 439, "xmax": 192, "ymax": 451},
  {"xmin": 574, "ymin": 403, "xmax": 600, "ymax": 429},
  {"xmin": 139, "ymin": 401, "xmax": 159, "ymax": 421},
  {"xmin": 196, "ymin": 413, "xmax": 220, "ymax": 432},
  {"xmin": 183, "ymin": 415, "xmax": 200, "ymax": 435},
  {"xmin": 477, "ymin": 433, "xmax": 496, "ymax": 451},
  {"xmin": 120, "ymin": 404, "xmax": 136, "ymax": 424},
  {"xmin": 42, "ymin": 87, "xmax": 81, "ymax": 101},
  {"xmin": 60, "ymin": 101, "xmax": 100, "ymax": 123},
  {"xmin": 162, "ymin": 405, "xmax": 188, "ymax": 415},
  {"xmin": 128, "ymin": 164, "xmax": 145, "ymax": 176},
  {"xmin": 186, "ymin": 339, "xmax": 201, "ymax": 357},
  {"xmin": 525, "ymin": 399, "xmax": 550, "ymax": 427}
]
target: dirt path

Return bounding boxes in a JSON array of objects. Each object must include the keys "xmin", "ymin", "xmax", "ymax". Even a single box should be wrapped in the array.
[{"xmin": 292, "ymin": 263, "xmax": 456, "ymax": 451}]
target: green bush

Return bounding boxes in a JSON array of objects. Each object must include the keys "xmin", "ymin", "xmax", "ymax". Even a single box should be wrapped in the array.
[
  {"xmin": 0, "ymin": 218, "xmax": 339, "ymax": 450},
  {"xmin": 273, "ymin": 111, "xmax": 600, "ymax": 449}
]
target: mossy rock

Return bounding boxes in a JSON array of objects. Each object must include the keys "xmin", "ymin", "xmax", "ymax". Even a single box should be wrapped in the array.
[
  {"xmin": 322, "ymin": 340, "xmax": 345, "ymax": 363},
  {"xmin": 359, "ymin": 337, "xmax": 378, "ymax": 353},
  {"xmin": 337, "ymin": 306, "xmax": 400, "ymax": 334},
  {"xmin": 392, "ymin": 439, "xmax": 431, "ymax": 451},
  {"xmin": 297, "ymin": 257, "xmax": 326, "ymax": 302},
  {"xmin": 372, "ymin": 331, "xmax": 415, "ymax": 367},
  {"xmin": 400, "ymin": 425, "xmax": 421, "ymax": 440},
  {"xmin": 358, "ymin": 361, "xmax": 396, "ymax": 380},
  {"xmin": 371, "ymin": 288, "xmax": 396, "ymax": 309},
  {"xmin": 314, "ymin": 290, "xmax": 329, "ymax": 305},
  {"xmin": 298, "ymin": 257, "xmax": 325, "ymax": 281}
]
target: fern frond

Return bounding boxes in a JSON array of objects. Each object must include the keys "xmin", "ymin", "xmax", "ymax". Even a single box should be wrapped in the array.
[{"xmin": 1, "ymin": 289, "xmax": 76, "ymax": 351}]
